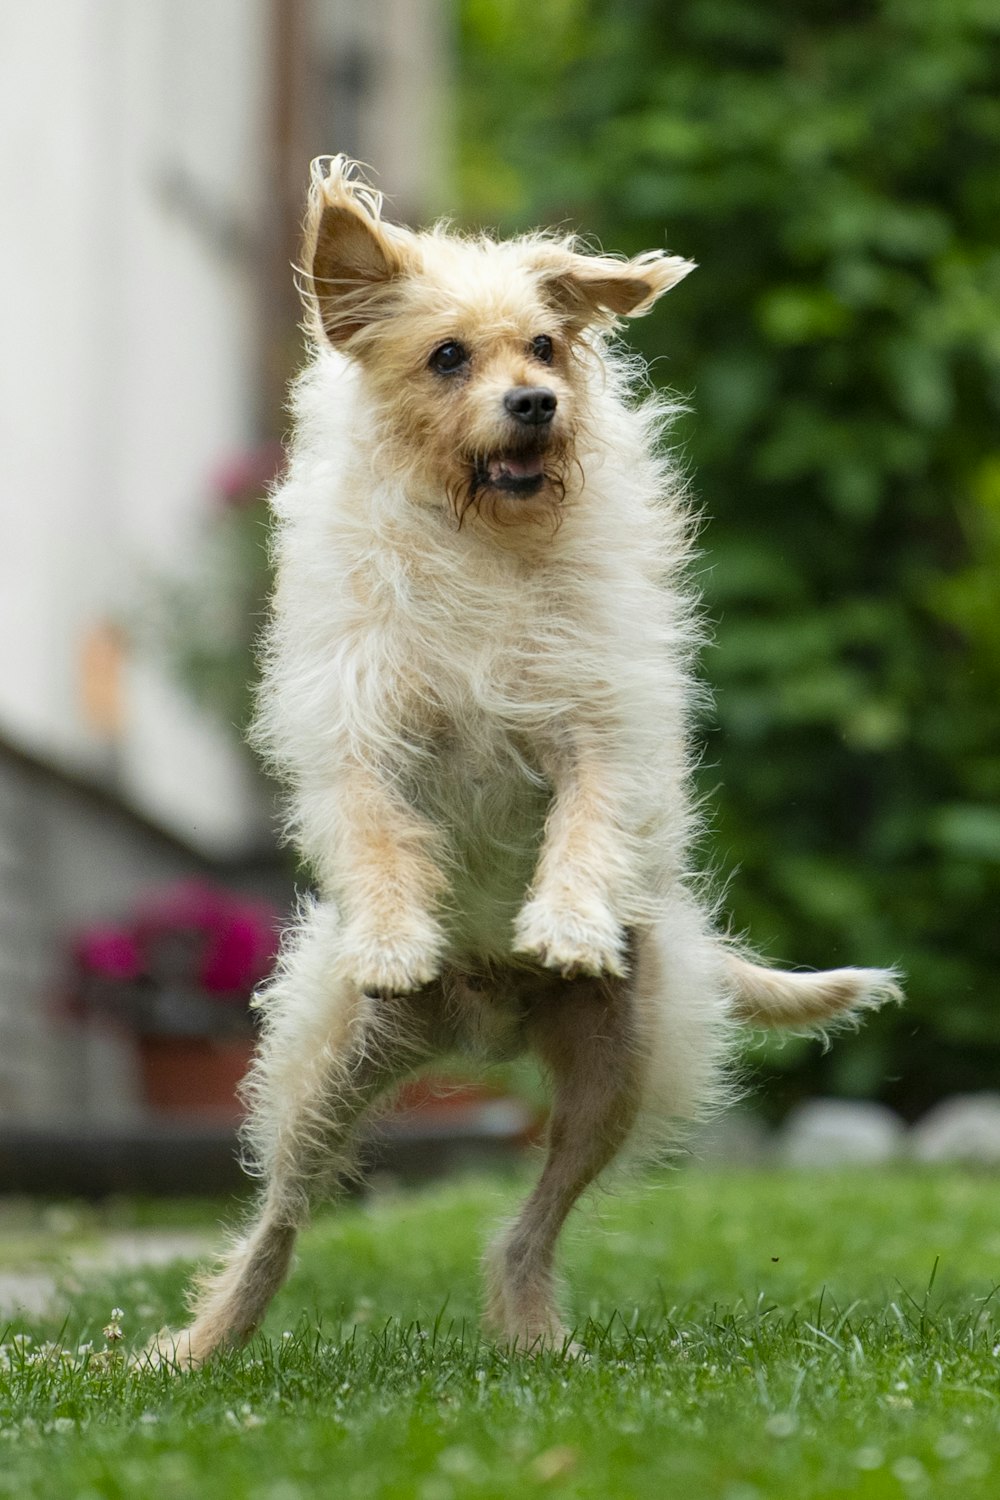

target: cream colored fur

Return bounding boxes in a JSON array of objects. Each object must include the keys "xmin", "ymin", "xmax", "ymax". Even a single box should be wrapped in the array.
[{"xmin": 142, "ymin": 157, "xmax": 900, "ymax": 1368}]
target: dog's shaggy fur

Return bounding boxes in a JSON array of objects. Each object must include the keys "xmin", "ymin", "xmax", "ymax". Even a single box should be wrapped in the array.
[{"xmin": 147, "ymin": 157, "xmax": 900, "ymax": 1365}]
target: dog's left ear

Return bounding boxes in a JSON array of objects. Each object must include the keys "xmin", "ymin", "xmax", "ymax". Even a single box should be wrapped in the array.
[{"xmin": 534, "ymin": 246, "xmax": 695, "ymax": 328}]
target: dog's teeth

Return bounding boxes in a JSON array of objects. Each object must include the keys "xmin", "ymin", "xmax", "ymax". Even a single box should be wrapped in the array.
[{"xmin": 487, "ymin": 454, "xmax": 545, "ymax": 484}]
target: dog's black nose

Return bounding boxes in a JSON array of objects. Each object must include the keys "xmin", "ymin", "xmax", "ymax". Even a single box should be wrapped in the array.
[{"xmin": 504, "ymin": 386, "xmax": 557, "ymax": 426}]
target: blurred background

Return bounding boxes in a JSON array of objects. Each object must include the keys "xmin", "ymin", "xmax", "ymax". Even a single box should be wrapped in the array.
[{"xmin": 1, "ymin": 0, "xmax": 998, "ymax": 1190}]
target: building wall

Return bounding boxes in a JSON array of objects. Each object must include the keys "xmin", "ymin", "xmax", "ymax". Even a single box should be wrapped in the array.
[
  {"xmin": 0, "ymin": 751, "xmax": 197, "ymax": 1123},
  {"xmin": 0, "ymin": 0, "xmax": 271, "ymax": 855},
  {"xmin": 0, "ymin": 0, "xmax": 449, "ymax": 1127},
  {"xmin": 310, "ymin": 0, "xmax": 451, "ymax": 222}
]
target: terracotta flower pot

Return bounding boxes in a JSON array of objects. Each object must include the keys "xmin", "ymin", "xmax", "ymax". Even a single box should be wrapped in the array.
[
  {"xmin": 137, "ymin": 1035, "xmax": 255, "ymax": 1122},
  {"xmin": 391, "ymin": 1074, "xmax": 540, "ymax": 1143}
]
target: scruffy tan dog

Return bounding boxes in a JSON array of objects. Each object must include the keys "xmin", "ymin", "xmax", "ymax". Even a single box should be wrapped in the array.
[{"xmin": 148, "ymin": 157, "xmax": 899, "ymax": 1365}]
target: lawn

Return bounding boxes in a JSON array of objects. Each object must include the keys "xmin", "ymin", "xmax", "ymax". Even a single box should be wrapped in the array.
[{"xmin": 3, "ymin": 1167, "xmax": 1000, "ymax": 1498}]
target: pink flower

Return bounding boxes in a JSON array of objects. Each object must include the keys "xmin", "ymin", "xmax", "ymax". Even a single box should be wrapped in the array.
[
  {"xmin": 210, "ymin": 442, "xmax": 286, "ymax": 508},
  {"xmin": 76, "ymin": 880, "xmax": 280, "ymax": 1001},
  {"xmin": 134, "ymin": 879, "xmax": 279, "ymax": 998},
  {"xmin": 75, "ymin": 927, "xmax": 143, "ymax": 981}
]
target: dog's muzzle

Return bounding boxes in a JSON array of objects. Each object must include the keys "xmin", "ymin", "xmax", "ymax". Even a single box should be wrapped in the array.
[{"xmin": 471, "ymin": 387, "xmax": 558, "ymax": 498}]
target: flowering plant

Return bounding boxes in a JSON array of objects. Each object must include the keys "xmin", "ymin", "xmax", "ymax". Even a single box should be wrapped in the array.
[
  {"xmin": 136, "ymin": 441, "xmax": 285, "ymax": 739},
  {"xmin": 71, "ymin": 879, "xmax": 280, "ymax": 1037}
]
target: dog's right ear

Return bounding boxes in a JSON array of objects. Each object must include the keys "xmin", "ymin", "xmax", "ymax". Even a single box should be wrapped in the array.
[
  {"xmin": 301, "ymin": 157, "xmax": 413, "ymax": 347},
  {"xmin": 531, "ymin": 243, "xmax": 695, "ymax": 330}
]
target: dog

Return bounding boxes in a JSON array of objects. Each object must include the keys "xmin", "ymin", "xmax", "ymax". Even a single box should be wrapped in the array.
[{"xmin": 147, "ymin": 156, "xmax": 900, "ymax": 1365}]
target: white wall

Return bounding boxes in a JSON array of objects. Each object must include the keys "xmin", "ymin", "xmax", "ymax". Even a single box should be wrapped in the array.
[{"xmin": 0, "ymin": 0, "xmax": 270, "ymax": 854}]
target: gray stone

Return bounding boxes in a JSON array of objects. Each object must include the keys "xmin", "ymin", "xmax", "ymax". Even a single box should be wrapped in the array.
[
  {"xmin": 685, "ymin": 1107, "xmax": 771, "ymax": 1166},
  {"xmin": 910, "ymin": 1094, "xmax": 1000, "ymax": 1165},
  {"xmin": 778, "ymin": 1098, "xmax": 906, "ymax": 1168}
]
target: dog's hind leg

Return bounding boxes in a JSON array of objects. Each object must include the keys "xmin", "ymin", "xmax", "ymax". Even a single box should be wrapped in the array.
[
  {"xmin": 142, "ymin": 902, "xmax": 447, "ymax": 1369},
  {"xmin": 484, "ymin": 965, "xmax": 642, "ymax": 1353}
]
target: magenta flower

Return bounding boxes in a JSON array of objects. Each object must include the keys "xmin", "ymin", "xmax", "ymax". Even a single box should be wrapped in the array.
[{"xmin": 75, "ymin": 880, "xmax": 280, "ymax": 1002}]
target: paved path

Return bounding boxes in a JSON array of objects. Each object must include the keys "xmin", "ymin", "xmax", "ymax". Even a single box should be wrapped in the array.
[{"xmin": 0, "ymin": 1230, "xmax": 213, "ymax": 1319}]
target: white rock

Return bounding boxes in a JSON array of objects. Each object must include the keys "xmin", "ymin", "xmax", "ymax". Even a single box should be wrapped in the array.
[
  {"xmin": 686, "ymin": 1108, "xmax": 770, "ymax": 1166},
  {"xmin": 778, "ymin": 1098, "xmax": 906, "ymax": 1168},
  {"xmin": 910, "ymin": 1094, "xmax": 1000, "ymax": 1165}
]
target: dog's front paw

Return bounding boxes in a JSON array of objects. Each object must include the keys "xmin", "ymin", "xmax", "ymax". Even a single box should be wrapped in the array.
[
  {"xmin": 343, "ymin": 917, "xmax": 444, "ymax": 997},
  {"xmin": 513, "ymin": 898, "xmax": 627, "ymax": 980}
]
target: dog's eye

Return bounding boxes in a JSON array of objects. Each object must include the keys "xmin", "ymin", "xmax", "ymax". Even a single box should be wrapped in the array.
[
  {"xmin": 428, "ymin": 341, "xmax": 469, "ymax": 375},
  {"xmin": 530, "ymin": 334, "xmax": 554, "ymax": 365}
]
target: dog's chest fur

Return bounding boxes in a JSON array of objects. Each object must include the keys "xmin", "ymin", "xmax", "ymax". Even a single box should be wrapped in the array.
[
  {"xmin": 413, "ymin": 735, "xmax": 549, "ymax": 959},
  {"xmin": 383, "ymin": 552, "xmax": 581, "ymax": 957},
  {"xmin": 261, "ymin": 352, "xmax": 692, "ymax": 957}
]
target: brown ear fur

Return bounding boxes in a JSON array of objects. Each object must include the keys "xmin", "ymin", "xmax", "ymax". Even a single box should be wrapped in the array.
[
  {"xmin": 301, "ymin": 156, "xmax": 413, "ymax": 346},
  {"xmin": 535, "ymin": 247, "xmax": 696, "ymax": 329}
]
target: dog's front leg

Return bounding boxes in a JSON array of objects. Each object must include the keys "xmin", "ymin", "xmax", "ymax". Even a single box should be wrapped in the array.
[
  {"xmin": 513, "ymin": 735, "xmax": 631, "ymax": 979},
  {"xmin": 300, "ymin": 761, "xmax": 448, "ymax": 996}
]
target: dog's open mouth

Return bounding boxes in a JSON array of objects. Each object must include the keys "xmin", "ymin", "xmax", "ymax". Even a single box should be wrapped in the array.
[{"xmin": 474, "ymin": 450, "xmax": 546, "ymax": 497}]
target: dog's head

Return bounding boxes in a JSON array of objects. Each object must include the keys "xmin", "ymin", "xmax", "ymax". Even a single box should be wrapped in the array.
[{"xmin": 301, "ymin": 157, "xmax": 694, "ymax": 531}]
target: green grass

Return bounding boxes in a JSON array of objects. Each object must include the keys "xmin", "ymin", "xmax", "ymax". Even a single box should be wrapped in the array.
[{"xmin": 3, "ymin": 1168, "xmax": 1000, "ymax": 1498}]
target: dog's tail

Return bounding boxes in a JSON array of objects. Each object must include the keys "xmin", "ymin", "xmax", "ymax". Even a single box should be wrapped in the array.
[{"xmin": 725, "ymin": 952, "xmax": 902, "ymax": 1029}]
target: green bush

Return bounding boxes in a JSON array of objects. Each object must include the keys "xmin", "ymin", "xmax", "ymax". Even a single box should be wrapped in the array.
[{"xmin": 458, "ymin": 0, "xmax": 1000, "ymax": 1112}]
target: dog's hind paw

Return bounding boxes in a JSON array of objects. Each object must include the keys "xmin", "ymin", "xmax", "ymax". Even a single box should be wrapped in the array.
[
  {"xmin": 512, "ymin": 899, "xmax": 627, "ymax": 981},
  {"xmin": 133, "ymin": 1327, "xmax": 203, "ymax": 1372}
]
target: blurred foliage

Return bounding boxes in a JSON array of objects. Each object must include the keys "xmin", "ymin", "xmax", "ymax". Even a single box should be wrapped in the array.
[
  {"xmin": 137, "ymin": 447, "xmax": 281, "ymax": 741},
  {"xmin": 139, "ymin": 495, "xmax": 271, "ymax": 736},
  {"xmin": 457, "ymin": 0, "xmax": 1000, "ymax": 1113}
]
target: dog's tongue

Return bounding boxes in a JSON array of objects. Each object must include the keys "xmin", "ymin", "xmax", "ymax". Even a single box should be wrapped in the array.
[{"xmin": 488, "ymin": 453, "xmax": 545, "ymax": 483}]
